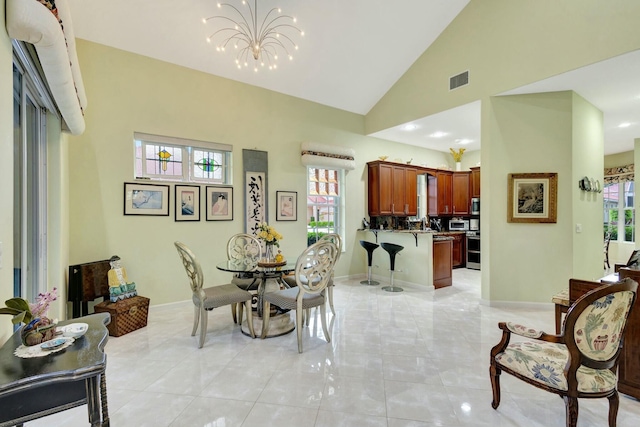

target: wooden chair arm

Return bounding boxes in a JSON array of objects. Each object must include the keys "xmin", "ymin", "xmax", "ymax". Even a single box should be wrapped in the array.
[{"xmin": 499, "ymin": 322, "xmax": 564, "ymax": 343}]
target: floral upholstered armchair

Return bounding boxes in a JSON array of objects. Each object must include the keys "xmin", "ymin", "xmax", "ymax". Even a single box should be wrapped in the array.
[{"xmin": 490, "ymin": 278, "xmax": 637, "ymax": 427}]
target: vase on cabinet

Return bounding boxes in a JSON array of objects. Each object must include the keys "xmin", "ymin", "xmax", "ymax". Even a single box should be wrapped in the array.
[{"xmin": 456, "ymin": 162, "xmax": 461, "ymax": 171}]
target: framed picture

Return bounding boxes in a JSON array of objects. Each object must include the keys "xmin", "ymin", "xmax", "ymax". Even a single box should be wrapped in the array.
[
  {"xmin": 124, "ymin": 182, "xmax": 170, "ymax": 216},
  {"xmin": 175, "ymin": 185, "xmax": 200, "ymax": 222},
  {"xmin": 276, "ymin": 191, "xmax": 297, "ymax": 221},
  {"xmin": 507, "ymin": 173, "xmax": 558, "ymax": 223},
  {"xmin": 206, "ymin": 186, "xmax": 233, "ymax": 221}
]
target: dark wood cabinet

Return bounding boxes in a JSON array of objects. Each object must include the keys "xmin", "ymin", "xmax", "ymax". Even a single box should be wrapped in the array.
[
  {"xmin": 615, "ymin": 268, "xmax": 640, "ymax": 399},
  {"xmin": 433, "ymin": 238, "xmax": 453, "ymax": 288},
  {"xmin": 368, "ymin": 162, "xmax": 393, "ymax": 216},
  {"xmin": 470, "ymin": 166, "xmax": 481, "ymax": 198},
  {"xmin": 428, "ymin": 171, "xmax": 453, "ymax": 216},
  {"xmin": 451, "ymin": 233, "xmax": 465, "ymax": 268},
  {"xmin": 452, "ymin": 172, "xmax": 470, "ymax": 215},
  {"xmin": 368, "ymin": 161, "xmax": 417, "ymax": 217}
]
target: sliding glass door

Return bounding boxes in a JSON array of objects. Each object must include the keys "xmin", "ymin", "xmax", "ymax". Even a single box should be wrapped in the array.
[{"xmin": 13, "ymin": 61, "xmax": 48, "ymax": 302}]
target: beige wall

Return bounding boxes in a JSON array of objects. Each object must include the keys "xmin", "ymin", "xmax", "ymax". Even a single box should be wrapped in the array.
[
  {"xmin": 367, "ymin": 0, "xmax": 640, "ymax": 135},
  {"xmin": 483, "ymin": 91, "xmax": 603, "ymax": 303},
  {"xmin": 0, "ymin": 4, "xmax": 14, "ymax": 342},
  {"xmin": 68, "ymin": 40, "xmax": 447, "ymax": 306},
  {"xmin": 605, "ymin": 151, "xmax": 634, "ymax": 168}
]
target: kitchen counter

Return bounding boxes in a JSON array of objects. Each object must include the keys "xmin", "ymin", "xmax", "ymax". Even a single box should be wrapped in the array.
[{"xmin": 357, "ymin": 229, "xmax": 433, "ymax": 288}]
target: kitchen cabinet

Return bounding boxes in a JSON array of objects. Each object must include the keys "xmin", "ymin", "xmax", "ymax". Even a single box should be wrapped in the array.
[
  {"xmin": 367, "ymin": 161, "xmax": 418, "ymax": 216},
  {"xmin": 427, "ymin": 171, "xmax": 453, "ymax": 216},
  {"xmin": 433, "ymin": 238, "xmax": 453, "ymax": 288},
  {"xmin": 434, "ymin": 232, "xmax": 465, "ymax": 268},
  {"xmin": 451, "ymin": 233, "xmax": 466, "ymax": 268},
  {"xmin": 452, "ymin": 172, "xmax": 470, "ymax": 215},
  {"xmin": 470, "ymin": 167, "xmax": 481, "ymax": 198}
]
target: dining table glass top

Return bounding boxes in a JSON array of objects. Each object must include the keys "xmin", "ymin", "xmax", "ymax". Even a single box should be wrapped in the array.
[{"xmin": 216, "ymin": 260, "xmax": 296, "ymax": 274}]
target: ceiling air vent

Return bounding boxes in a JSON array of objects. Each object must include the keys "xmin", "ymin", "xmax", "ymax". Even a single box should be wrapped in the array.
[{"xmin": 449, "ymin": 70, "xmax": 469, "ymax": 90}]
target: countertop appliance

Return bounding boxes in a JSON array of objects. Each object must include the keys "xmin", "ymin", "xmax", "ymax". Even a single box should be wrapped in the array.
[
  {"xmin": 449, "ymin": 219, "xmax": 469, "ymax": 231},
  {"xmin": 470, "ymin": 218, "xmax": 479, "ymax": 231},
  {"xmin": 471, "ymin": 198, "xmax": 480, "ymax": 215}
]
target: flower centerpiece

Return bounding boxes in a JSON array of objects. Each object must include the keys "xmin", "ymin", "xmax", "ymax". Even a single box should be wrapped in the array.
[
  {"xmin": 449, "ymin": 148, "xmax": 465, "ymax": 171},
  {"xmin": 1, "ymin": 288, "xmax": 58, "ymax": 346},
  {"xmin": 256, "ymin": 222, "xmax": 283, "ymax": 265}
]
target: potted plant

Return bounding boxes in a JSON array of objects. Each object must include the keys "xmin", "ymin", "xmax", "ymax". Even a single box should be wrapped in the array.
[{"xmin": 0, "ymin": 288, "xmax": 58, "ymax": 346}]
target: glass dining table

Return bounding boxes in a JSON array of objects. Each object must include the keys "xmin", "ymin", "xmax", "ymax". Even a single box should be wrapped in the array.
[{"xmin": 216, "ymin": 260, "xmax": 297, "ymax": 337}]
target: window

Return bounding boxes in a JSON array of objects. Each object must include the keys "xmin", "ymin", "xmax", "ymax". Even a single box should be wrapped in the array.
[
  {"xmin": 307, "ymin": 167, "xmax": 344, "ymax": 246},
  {"xmin": 134, "ymin": 132, "xmax": 232, "ymax": 184},
  {"xmin": 604, "ymin": 181, "xmax": 635, "ymax": 242},
  {"xmin": 13, "ymin": 46, "xmax": 50, "ymax": 302}
]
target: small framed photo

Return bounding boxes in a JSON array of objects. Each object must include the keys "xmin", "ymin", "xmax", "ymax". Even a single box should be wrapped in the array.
[
  {"xmin": 276, "ymin": 191, "xmax": 297, "ymax": 221},
  {"xmin": 124, "ymin": 182, "xmax": 170, "ymax": 216},
  {"xmin": 206, "ymin": 186, "xmax": 233, "ymax": 221},
  {"xmin": 507, "ymin": 173, "xmax": 558, "ymax": 223},
  {"xmin": 175, "ymin": 185, "xmax": 200, "ymax": 222}
]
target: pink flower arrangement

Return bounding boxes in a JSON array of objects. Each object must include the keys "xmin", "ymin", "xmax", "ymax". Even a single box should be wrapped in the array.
[{"xmin": 28, "ymin": 287, "xmax": 58, "ymax": 319}]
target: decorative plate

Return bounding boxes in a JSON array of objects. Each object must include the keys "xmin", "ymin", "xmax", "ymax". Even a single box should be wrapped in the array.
[
  {"xmin": 580, "ymin": 176, "xmax": 591, "ymax": 191},
  {"xmin": 60, "ymin": 323, "xmax": 88, "ymax": 338},
  {"xmin": 40, "ymin": 337, "xmax": 67, "ymax": 350},
  {"xmin": 257, "ymin": 260, "xmax": 287, "ymax": 268}
]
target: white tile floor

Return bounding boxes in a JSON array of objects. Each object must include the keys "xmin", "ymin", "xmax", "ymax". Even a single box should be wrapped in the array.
[{"xmin": 30, "ymin": 269, "xmax": 640, "ymax": 426}]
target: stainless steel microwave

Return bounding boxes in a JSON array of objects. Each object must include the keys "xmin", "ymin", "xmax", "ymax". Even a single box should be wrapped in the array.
[{"xmin": 449, "ymin": 219, "xmax": 469, "ymax": 231}]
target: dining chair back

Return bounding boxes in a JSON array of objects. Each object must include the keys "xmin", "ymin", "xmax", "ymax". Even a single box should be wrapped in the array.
[
  {"xmin": 318, "ymin": 233, "xmax": 342, "ymax": 314},
  {"xmin": 226, "ymin": 233, "xmax": 262, "ymax": 323},
  {"xmin": 261, "ymin": 239, "xmax": 338, "ymax": 353},
  {"xmin": 174, "ymin": 241, "xmax": 255, "ymax": 348}
]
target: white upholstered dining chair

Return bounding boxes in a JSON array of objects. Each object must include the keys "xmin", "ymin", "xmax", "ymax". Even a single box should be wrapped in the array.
[
  {"xmin": 174, "ymin": 241, "xmax": 255, "ymax": 348},
  {"xmin": 226, "ymin": 233, "xmax": 262, "ymax": 324},
  {"xmin": 261, "ymin": 239, "xmax": 338, "ymax": 353}
]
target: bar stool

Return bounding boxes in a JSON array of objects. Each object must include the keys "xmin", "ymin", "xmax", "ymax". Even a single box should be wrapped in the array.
[
  {"xmin": 359, "ymin": 240, "xmax": 380, "ymax": 286},
  {"xmin": 380, "ymin": 242, "xmax": 404, "ymax": 292}
]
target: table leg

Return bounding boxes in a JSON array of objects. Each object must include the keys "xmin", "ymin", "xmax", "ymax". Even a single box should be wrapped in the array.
[
  {"xmin": 100, "ymin": 372, "xmax": 110, "ymax": 427},
  {"xmin": 85, "ymin": 376, "xmax": 101, "ymax": 426}
]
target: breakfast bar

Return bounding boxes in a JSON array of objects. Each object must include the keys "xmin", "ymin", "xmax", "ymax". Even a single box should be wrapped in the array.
[{"xmin": 357, "ymin": 229, "xmax": 435, "ymax": 288}]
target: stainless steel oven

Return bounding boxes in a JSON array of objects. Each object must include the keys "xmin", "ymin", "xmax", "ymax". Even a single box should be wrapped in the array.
[{"xmin": 466, "ymin": 231, "xmax": 480, "ymax": 270}]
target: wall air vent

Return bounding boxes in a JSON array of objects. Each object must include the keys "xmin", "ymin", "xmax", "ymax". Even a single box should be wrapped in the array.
[{"xmin": 449, "ymin": 70, "xmax": 469, "ymax": 90}]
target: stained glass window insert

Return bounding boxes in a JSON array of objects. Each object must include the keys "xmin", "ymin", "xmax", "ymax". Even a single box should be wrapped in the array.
[
  {"xmin": 134, "ymin": 133, "xmax": 232, "ymax": 184},
  {"xmin": 143, "ymin": 143, "xmax": 183, "ymax": 178},
  {"xmin": 193, "ymin": 149, "xmax": 225, "ymax": 182}
]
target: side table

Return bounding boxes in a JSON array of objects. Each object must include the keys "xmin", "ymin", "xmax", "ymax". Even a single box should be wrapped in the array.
[{"xmin": 0, "ymin": 313, "xmax": 111, "ymax": 427}]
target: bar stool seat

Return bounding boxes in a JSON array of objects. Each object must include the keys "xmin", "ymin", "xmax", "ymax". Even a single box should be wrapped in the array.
[
  {"xmin": 380, "ymin": 242, "xmax": 404, "ymax": 292},
  {"xmin": 359, "ymin": 240, "xmax": 380, "ymax": 286}
]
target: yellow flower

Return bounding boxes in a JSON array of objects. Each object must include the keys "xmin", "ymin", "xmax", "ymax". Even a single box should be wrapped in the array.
[
  {"xmin": 257, "ymin": 223, "xmax": 282, "ymax": 247},
  {"xmin": 449, "ymin": 148, "xmax": 465, "ymax": 162}
]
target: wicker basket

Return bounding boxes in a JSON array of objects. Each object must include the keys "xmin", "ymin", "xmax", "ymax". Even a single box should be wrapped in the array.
[{"xmin": 94, "ymin": 296, "xmax": 150, "ymax": 337}]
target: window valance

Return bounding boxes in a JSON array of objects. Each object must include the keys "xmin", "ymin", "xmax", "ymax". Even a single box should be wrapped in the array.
[
  {"xmin": 604, "ymin": 164, "xmax": 634, "ymax": 185},
  {"xmin": 6, "ymin": 0, "xmax": 87, "ymax": 135},
  {"xmin": 300, "ymin": 141, "xmax": 356, "ymax": 170}
]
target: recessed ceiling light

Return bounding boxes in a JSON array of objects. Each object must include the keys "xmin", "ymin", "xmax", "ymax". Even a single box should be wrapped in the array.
[
  {"xmin": 455, "ymin": 139, "xmax": 472, "ymax": 145},
  {"xmin": 619, "ymin": 122, "xmax": 632, "ymax": 128},
  {"xmin": 402, "ymin": 124, "xmax": 418, "ymax": 131},
  {"xmin": 429, "ymin": 131, "xmax": 448, "ymax": 138}
]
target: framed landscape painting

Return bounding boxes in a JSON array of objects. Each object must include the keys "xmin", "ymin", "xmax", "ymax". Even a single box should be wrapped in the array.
[
  {"xmin": 507, "ymin": 172, "xmax": 557, "ymax": 223},
  {"xmin": 175, "ymin": 185, "xmax": 200, "ymax": 222},
  {"xmin": 124, "ymin": 182, "xmax": 170, "ymax": 216}
]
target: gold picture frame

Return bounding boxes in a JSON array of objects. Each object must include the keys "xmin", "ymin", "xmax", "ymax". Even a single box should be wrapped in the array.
[{"xmin": 507, "ymin": 173, "xmax": 558, "ymax": 223}]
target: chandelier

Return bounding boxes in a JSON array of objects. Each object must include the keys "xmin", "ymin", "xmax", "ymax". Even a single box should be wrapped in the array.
[{"xmin": 203, "ymin": 0, "xmax": 304, "ymax": 72}]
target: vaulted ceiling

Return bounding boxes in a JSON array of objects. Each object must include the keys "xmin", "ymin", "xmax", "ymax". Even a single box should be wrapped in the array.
[{"xmin": 67, "ymin": 0, "xmax": 639, "ymax": 155}]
